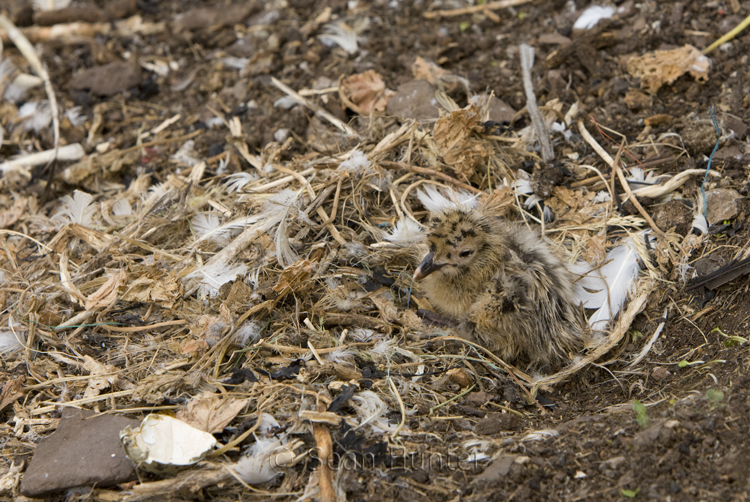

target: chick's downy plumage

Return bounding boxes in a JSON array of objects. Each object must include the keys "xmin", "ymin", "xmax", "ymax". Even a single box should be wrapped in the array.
[{"xmin": 414, "ymin": 209, "xmax": 587, "ymax": 371}]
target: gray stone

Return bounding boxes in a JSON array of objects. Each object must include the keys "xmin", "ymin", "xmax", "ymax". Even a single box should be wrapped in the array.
[
  {"xmin": 20, "ymin": 409, "xmax": 139, "ymax": 497},
  {"xmin": 474, "ymin": 412, "xmax": 521, "ymax": 435},
  {"xmin": 386, "ymin": 80, "xmax": 439, "ymax": 121},
  {"xmin": 705, "ymin": 188, "xmax": 742, "ymax": 225},
  {"xmin": 475, "ymin": 94, "xmax": 516, "ymax": 125},
  {"xmin": 475, "ymin": 455, "xmax": 516, "ymax": 483}
]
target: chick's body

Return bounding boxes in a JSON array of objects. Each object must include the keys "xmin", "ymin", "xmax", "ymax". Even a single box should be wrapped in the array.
[{"xmin": 414, "ymin": 209, "xmax": 587, "ymax": 371}]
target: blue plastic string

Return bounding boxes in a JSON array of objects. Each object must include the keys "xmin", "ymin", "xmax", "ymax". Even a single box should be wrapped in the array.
[{"xmin": 701, "ymin": 105, "xmax": 721, "ymax": 218}]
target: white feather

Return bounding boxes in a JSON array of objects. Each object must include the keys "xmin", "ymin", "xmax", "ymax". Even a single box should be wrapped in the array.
[
  {"xmin": 524, "ymin": 194, "xmax": 542, "ymax": 210},
  {"xmin": 583, "ymin": 238, "xmax": 643, "ymax": 329},
  {"xmin": 351, "ymin": 391, "xmax": 388, "ymax": 430},
  {"xmin": 593, "ymin": 191, "xmax": 611, "ymax": 203},
  {"xmin": 65, "ymin": 106, "xmax": 86, "ymax": 127},
  {"xmin": 513, "ymin": 169, "xmax": 534, "ymax": 195},
  {"xmin": 193, "ymin": 262, "xmax": 248, "ymax": 298},
  {"xmin": 233, "ymin": 322, "xmax": 261, "ymax": 346},
  {"xmin": 324, "ymin": 346, "xmax": 355, "ymax": 363},
  {"xmin": 692, "ymin": 213, "xmax": 708, "ymax": 235},
  {"xmin": 272, "ymin": 191, "xmax": 300, "ymax": 268},
  {"xmin": 338, "ymin": 150, "xmax": 371, "ymax": 173},
  {"xmin": 416, "ymin": 186, "xmax": 478, "ymax": 214},
  {"xmin": 0, "ymin": 330, "xmax": 25, "ymax": 355},
  {"xmin": 318, "ymin": 22, "xmax": 358, "ymax": 54},
  {"xmin": 172, "ymin": 140, "xmax": 199, "ymax": 167},
  {"xmin": 18, "ymin": 101, "xmax": 53, "ymax": 132},
  {"xmin": 573, "ymin": 5, "xmax": 615, "ymax": 30},
  {"xmin": 192, "ymin": 212, "xmax": 225, "ymax": 243},
  {"xmin": 224, "ymin": 172, "xmax": 257, "ymax": 192},
  {"xmin": 385, "ymin": 217, "xmax": 423, "ymax": 243},
  {"xmin": 112, "ymin": 199, "xmax": 132, "ymax": 216},
  {"xmin": 193, "ymin": 215, "xmax": 257, "ymax": 245},
  {"xmin": 233, "ymin": 438, "xmax": 284, "ymax": 485},
  {"xmin": 53, "ymin": 190, "xmax": 96, "ymax": 227}
]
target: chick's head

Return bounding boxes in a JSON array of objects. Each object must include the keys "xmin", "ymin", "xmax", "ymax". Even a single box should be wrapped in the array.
[{"xmin": 414, "ymin": 209, "xmax": 499, "ymax": 281}]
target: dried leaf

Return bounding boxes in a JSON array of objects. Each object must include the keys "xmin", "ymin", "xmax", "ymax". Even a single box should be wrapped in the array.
[
  {"xmin": 273, "ymin": 259, "xmax": 314, "ymax": 293},
  {"xmin": 82, "ymin": 355, "xmax": 120, "ymax": 399},
  {"xmin": 0, "ymin": 197, "xmax": 27, "ymax": 229},
  {"xmin": 340, "ymin": 70, "xmax": 394, "ymax": 114},
  {"xmin": 433, "ymin": 102, "xmax": 487, "ymax": 181},
  {"xmin": 85, "ymin": 269, "xmax": 128, "ymax": 310},
  {"xmin": 176, "ymin": 392, "xmax": 247, "ymax": 433},
  {"xmin": 0, "ymin": 376, "xmax": 24, "ymax": 413},
  {"xmin": 121, "ymin": 270, "xmax": 183, "ymax": 309},
  {"xmin": 627, "ymin": 45, "xmax": 709, "ymax": 94}
]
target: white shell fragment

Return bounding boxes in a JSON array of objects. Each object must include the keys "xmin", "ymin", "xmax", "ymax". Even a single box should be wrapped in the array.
[{"xmin": 120, "ymin": 414, "xmax": 217, "ymax": 474}]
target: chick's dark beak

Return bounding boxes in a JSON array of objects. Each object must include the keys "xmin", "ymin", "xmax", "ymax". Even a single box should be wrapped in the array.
[{"xmin": 413, "ymin": 252, "xmax": 444, "ymax": 281}]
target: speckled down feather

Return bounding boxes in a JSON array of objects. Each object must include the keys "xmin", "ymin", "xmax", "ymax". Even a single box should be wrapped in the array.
[{"xmin": 414, "ymin": 209, "xmax": 588, "ymax": 371}]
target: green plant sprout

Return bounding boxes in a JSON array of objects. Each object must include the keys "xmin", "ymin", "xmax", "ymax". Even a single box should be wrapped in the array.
[
  {"xmin": 621, "ymin": 487, "xmax": 641, "ymax": 498},
  {"xmin": 633, "ymin": 400, "xmax": 649, "ymax": 428},
  {"xmin": 712, "ymin": 327, "xmax": 747, "ymax": 347}
]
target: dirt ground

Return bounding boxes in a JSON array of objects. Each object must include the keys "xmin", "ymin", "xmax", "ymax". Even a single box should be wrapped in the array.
[{"xmin": 2, "ymin": 0, "xmax": 750, "ymax": 501}]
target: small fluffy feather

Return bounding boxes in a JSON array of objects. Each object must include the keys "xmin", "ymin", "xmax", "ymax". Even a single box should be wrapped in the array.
[
  {"xmin": 3, "ymin": 70, "xmax": 43, "ymax": 104},
  {"xmin": 0, "ymin": 330, "xmax": 25, "ymax": 355},
  {"xmin": 573, "ymin": 5, "xmax": 615, "ymax": 30},
  {"xmin": 338, "ymin": 150, "xmax": 371, "ymax": 173},
  {"xmin": 112, "ymin": 199, "xmax": 132, "ymax": 216},
  {"xmin": 416, "ymin": 186, "xmax": 478, "ymax": 214},
  {"xmin": 351, "ymin": 390, "xmax": 389, "ymax": 431},
  {"xmin": 53, "ymin": 190, "xmax": 96, "ymax": 227},
  {"xmin": 233, "ymin": 322, "xmax": 261, "ymax": 346},
  {"xmin": 385, "ymin": 217, "xmax": 423, "ymax": 244},
  {"xmin": 318, "ymin": 22, "xmax": 358, "ymax": 54},
  {"xmin": 224, "ymin": 172, "xmax": 258, "ymax": 192},
  {"xmin": 233, "ymin": 438, "xmax": 285, "ymax": 485},
  {"xmin": 65, "ymin": 106, "xmax": 86, "ymax": 127},
  {"xmin": 18, "ymin": 101, "xmax": 52, "ymax": 132},
  {"xmin": 172, "ymin": 140, "xmax": 199, "ymax": 167},
  {"xmin": 193, "ymin": 262, "xmax": 248, "ymax": 298}
]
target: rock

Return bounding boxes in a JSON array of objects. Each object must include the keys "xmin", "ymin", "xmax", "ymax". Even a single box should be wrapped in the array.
[
  {"xmin": 624, "ymin": 89, "xmax": 652, "ymax": 110},
  {"xmin": 70, "ymin": 62, "xmax": 142, "ymax": 96},
  {"xmin": 725, "ymin": 116, "xmax": 748, "ymax": 140},
  {"xmin": 599, "ymin": 456, "xmax": 627, "ymax": 471},
  {"xmin": 474, "ymin": 412, "xmax": 521, "ymax": 435},
  {"xmin": 386, "ymin": 80, "xmax": 439, "ymax": 121},
  {"xmin": 713, "ymin": 144, "xmax": 743, "ymax": 161},
  {"xmin": 173, "ymin": 3, "xmax": 257, "ymax": 33},
  {"xmin": 651, "ymin": 199, "xmax": 692, "ymax": 236},
  {"xmin": 20, "ymin": 409, "xmax": 139, "ymax": 497},
  {"xmin": 694, "ymin": 254, "xmax": 727, "ymax": 276},
  {"xmin": 681, "ymin": 122, "xmax": 719, "ymax": 157},
  {"xmin": 465, "ymin": 390, "xmax": 490, "ymax": 407},
  {"xmin": 476, "ymin": 94, "xmax": 516, "ymax": 125},
  {"xmin": 651, "ymin": 366, "xmax": 671, "ymax": 382},
  {"xmin": 705, "ymin": 188, "xmax": 742, "ymax": 224},
  {"xmin": 475, "ymin": 455, "xmax": 516, "ymax": 483}
]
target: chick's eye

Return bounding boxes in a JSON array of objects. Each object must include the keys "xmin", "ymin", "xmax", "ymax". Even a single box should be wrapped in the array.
[{"xmin": 459, "ymin": 250, "xmax": 474, "ymax": 258}]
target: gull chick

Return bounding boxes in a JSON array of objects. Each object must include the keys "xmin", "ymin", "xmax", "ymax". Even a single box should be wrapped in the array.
[{"xmin": 413, "ymin": 209, "xmax": 587, "ymax": 371}]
